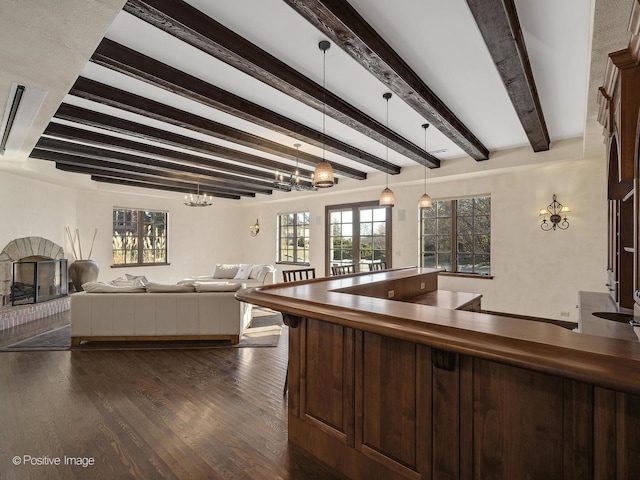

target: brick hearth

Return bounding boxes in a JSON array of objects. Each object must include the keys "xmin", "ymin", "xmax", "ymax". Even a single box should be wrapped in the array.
[{"xmin": 0, "ymin": 296, "xmax": 70, "ymax": 331}]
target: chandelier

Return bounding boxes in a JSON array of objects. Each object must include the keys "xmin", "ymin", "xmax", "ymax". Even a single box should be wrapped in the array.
[
  {"xmin": 274, "ymin": 144, "xmax": 317, "ymax": 192},
  {"xmin": 184, "ymin": 179, "xmax": 212, "ymax": 207}
]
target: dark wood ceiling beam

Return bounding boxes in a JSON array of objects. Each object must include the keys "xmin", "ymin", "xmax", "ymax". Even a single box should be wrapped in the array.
[
  {"xmin": 69, "ymin": 76, "xmax": 366, "ymax": 180},
  {"xmin": 91, "ymin": 38, "xmax": 398, "ymax": 174},
  {"xmin": 88, "ymin": 175, "xmax": 242, "ymax": 200},
  {"xmin": 52, "ymin": 104, "xmax": 335, "ymax": 184},
  {"xmin": 123, "ymin": 0, "xmax": 438, "ymax": 168},
  {"xmin": 42, "ymin": 123, "xmax": 280, "ymax": 188},
  {"xmin": 283, "ymin": 0, "xmax": 490, "ymax": 162},
  {"xmin": 32, "ymin": 145, "xmax": 269, "ymax": 195},
  {"xmin": 465, "ymin": 0, "xmax": 550, "ymax": 151},
  {"xmin": 49, "ymin": 160, "xmax": 253, "ymax": 198}
]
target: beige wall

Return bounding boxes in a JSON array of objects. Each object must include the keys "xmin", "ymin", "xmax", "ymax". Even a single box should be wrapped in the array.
[{"xmin": 0, "ymin": 137, "xmax": 608, "ymax": 321}]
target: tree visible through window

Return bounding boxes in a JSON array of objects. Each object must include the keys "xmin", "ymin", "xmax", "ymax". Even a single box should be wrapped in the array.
[
  {"xmin": 277, "ymin": 212, "xmax": 310, "ymax": 264},
  {"xmin": 420, "ymin": 196, "xmax": 490, "ymax": 274},
  {"xmin": 112, "ymin": 208, "xmax": 168, "ymax": 266}
]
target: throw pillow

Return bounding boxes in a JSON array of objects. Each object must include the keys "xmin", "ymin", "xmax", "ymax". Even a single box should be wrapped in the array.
[
  {"xmin": 249, "ymin": 264, "xmax": 264, "ymax": 280},
  {"xmin": 212, "ymin": 264, "xmax": 240, "ymax": 279},
  {"xmin": 233, "ymin": 264, "xmax": 252, "ymax": 280},
  {"xmin": 145, "ymin": 283, "xmax": 195, "ymax": 293},
  {"xmin": 111, "ymin": 276, "xmax": 145, "ymax": 287},
  {"xmin": 256, "ymin": 265, "xmax": 274, "ymax": 283},
  {"xmin": 82, "ymin": 282, "xmax": 146, "ymax": 293},
  {"xmin": 125, "ymin": 274, "xmax": 149, "ymax": 286},
  {"xmin": 193, "ymin": 281, "xmax": 242, "ymax": 292}
]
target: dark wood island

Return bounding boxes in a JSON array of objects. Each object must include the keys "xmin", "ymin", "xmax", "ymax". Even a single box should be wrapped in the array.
[{"xmin": 236, "ymin": 267, "xmax": 640, "ymax": 480}]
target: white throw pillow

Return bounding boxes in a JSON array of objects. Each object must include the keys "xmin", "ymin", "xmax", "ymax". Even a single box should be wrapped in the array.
[
  {"xmin": 249, "ymin": 264, "xmax": 264, "ymax": 280},
  {"xmin": 111, "ymin": 276, "xmax": 145, "ymax": 287},
  {"xmin": 125, "ymin": 274, "xmax": 149, "ymax": 286},
  {"xmin": 233, "ymin": 264, "xmax": 252, "ymax": 280},
  {"xmin": 82, "ymin": 282, "xmax": 146, "ymax": 293},
  {"xmin": 145, "ymin": 283, "xmax": 195, "ymax": 293},
  {"xmin": 193, "ymin": 281, "xmax": 242, "ymax": 292},
  {"xmin": 212, "ymin": 264, "xmax": 240, "ymax": 279},
  {"xmin": 256, "ymin": 265, "xmax": 274, "ymax": 283}
]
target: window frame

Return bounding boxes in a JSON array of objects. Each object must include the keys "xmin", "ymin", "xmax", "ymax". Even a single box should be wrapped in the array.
[
  {"xmin": 112, "ymin": 207, "xmax": 169, "ymax": 267},
  {"xmin": 276, "ymin": 211, "xmax": 311, "ymax": 265},
  {"xmin": 420, "ymin": 196, "xmax": 491, "ymax": 276},
  {"xmin": 325, "ymin": 200, "xmax": 392, "ymax": 276}
]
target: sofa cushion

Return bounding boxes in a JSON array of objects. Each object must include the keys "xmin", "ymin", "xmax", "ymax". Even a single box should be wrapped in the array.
[
  {"xmin": 145, "ymin": 283, "xmax": 195, "ymax": 293},
  {"xmin": 193, "ymin": 281, "xmax": 242, "ymax": 292},
  {"xmin": 234, "ymin": 264, "xmax": 252, "ymax": 280},
  {"xmin": 82, "ymin": 281, "xmax": 146, "ymax": 293},
  {"xmin": 212, "ymin": 264, "xmax": 240, "ymax": 279}
]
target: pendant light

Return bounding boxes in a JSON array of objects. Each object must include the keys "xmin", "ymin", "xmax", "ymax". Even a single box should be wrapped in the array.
[
  {"xmin": 418, "ymin": 123, "xmax": 433, "ymax": 208},
  {"xmin": 313, "ymin": 40, "xmax": 335, "ymax": 188},
  {"xmin": 379, "ymin": 92, "xmax": 395, "ymax": 206}
]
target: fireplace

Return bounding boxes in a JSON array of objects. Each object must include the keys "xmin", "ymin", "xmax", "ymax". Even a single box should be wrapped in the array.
[
  {"xmin": 0, "ymin": 236, "xmax": 67, "ymax": 306},
  {"xmin": 11, "ymin": 258, "xmax": 68, "ymax": 306}
]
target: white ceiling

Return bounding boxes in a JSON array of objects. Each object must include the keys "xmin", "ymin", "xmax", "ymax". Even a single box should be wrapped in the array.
[{"xmin": 0, "ymin": 0, "xmax": 633, "ymax": 199}]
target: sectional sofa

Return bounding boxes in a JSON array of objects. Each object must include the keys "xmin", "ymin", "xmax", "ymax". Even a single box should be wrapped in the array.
[{"xmin": 69, "ymin": 263, "xmax": 276, "ymax": 346}]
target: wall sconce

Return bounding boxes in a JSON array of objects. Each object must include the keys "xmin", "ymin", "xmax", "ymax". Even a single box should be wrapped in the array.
[
  {"xmin": 249, "ymin": 219, "xmax": 260, "ymax": 237},
  {"xmin": 539, "ymin": 194, "xmax": 570, "ymax": 231}
]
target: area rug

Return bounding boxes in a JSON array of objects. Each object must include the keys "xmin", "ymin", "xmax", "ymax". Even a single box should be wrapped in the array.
[{"xmin": 0, "ymin": 311, "xmax": 283, "ymax": 351}]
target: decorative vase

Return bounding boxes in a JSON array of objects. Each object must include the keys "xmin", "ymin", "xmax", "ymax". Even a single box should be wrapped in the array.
[{"xmin": 68, "ymin": 259, "xmax": 99, "ymax": 292}]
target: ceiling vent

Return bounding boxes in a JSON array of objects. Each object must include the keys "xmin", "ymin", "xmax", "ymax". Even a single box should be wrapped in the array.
[{"xmin": 0, "ymin": 83, "xmax": 47, "ymax": 157}]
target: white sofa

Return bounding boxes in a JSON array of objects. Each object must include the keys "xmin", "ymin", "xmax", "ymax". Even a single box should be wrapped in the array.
[
  {"xmin": 179, "ymin": 263, "xmax": 276, "ymax": 288},
  {"xmin": 70, "ymin": 290, "xmax": 252, "ymax": 346}
]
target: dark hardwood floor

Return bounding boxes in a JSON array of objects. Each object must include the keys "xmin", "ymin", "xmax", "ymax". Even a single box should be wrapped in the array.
[{"xmin": 0, "ymin": 312, "xmax": 344, "ymax": 480}]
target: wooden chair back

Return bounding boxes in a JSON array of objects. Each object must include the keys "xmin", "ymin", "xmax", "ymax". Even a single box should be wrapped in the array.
[
  {"xmin": 331, "ymin": 264, "xmax": 356, "ymax": 276},
  {"xmin": 282, "ymin": 268, "xmax": 316, "ymax": 283},
  {"xmin": 368, "ymin": 262, "xmax": 387, "ymax": 271}
]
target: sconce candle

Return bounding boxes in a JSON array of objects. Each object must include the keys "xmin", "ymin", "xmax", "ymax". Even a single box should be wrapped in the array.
[{"xmin": 540, "ymin": 194, "xmax": 570, "ymax": 231}]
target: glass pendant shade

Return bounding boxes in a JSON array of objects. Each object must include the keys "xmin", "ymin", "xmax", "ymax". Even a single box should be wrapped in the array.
[
  {"xmin": 379, "ymin": 187, "xmax": 395, "ymax": 206},
  {"xmin": 313, "ymin": 160, "xmax": 335, "ymax": 188},
  {"xmin": 418, "ymin": 193, "xmax": 432, "ymax": 208}
]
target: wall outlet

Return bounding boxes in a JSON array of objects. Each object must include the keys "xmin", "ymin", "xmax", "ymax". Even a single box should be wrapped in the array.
[
  {"xmin": 388, "ymin": 290, "xmax": 395, "ymax": 298},
  {"xmin": 560, "ymin": 311, "xmax": 571, "ymax": 317},
  {"xmin": 420, "ymin": 282, "xmax": 425, "ymax": 289}
]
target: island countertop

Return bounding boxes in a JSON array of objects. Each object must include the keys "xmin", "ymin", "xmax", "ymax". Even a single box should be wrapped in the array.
[{"xmin": 237, "ymin": 267, "xmax": 640, "ymax": 395}]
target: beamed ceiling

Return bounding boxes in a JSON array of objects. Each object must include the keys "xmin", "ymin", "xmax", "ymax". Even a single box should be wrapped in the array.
[{"xmin": 0, "ymin": 0, "xmax": 618, "ymax": 202}]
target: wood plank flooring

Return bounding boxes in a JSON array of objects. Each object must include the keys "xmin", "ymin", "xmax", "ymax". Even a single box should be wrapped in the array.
[{"xmin": 0, "ymin": 312, "xmax": 344, "ymax": 480}]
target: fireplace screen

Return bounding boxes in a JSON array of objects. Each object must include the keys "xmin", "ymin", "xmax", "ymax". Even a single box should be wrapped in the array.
[{"xmin": 11, "ymin": 259, "xmax": 68, "ymax": 306}]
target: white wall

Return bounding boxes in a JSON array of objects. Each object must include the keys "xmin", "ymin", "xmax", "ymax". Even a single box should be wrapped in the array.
[
  {"xmin": 0, "ymin": 171, "xmax": 77, "ymax": 254},
  {"xmin": 237, "ymin": 140, "xmax": 608, "ymax": 321}
]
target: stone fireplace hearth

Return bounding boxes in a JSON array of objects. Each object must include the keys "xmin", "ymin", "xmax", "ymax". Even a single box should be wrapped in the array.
[{"xmin": 0, "ymin": 237, "xmax": 70, "ymax": 330}]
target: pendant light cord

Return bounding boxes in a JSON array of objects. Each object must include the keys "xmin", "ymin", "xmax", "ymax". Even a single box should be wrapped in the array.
[
  {"xmin": 322, "ymin": 46, "xmax": 327, "ymax": 161},
  {"xmin": 384, "ymin": 93, "xmax": 391, "ymax": 188}
]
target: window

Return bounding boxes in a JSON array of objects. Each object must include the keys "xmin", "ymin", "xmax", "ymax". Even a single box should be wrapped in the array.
[
  {"xmin": 112, "ymin": 208, "xmax": 168, "ymax": 266},
  {"xmin": 420, "ymin": 196, "xmax": 490, "ymax": 274},
  {"xmin": 327, "ymin": 201, "xmax": 391, "ymax": 274},
  {"xmin": 277, "ymin": 212, "xmax": 310, "ymax": 264}
]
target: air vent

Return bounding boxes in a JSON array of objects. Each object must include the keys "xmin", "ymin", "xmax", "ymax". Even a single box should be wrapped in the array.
[{"xmin": 0, "ymin": 83, "xmax": 47, "ymax": 157}]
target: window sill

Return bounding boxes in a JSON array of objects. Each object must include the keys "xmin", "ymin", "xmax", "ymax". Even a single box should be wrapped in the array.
[
  {"xmin": 276, "ymin": 262, "xmax": 311, "ymax": 266},
  {"xmin": 439, "ymin": 271, "xmax": 493, "ymax": 280},
  {"xmin": 111, "ymin": 263, "xmax": 171, "ymax": 268}
]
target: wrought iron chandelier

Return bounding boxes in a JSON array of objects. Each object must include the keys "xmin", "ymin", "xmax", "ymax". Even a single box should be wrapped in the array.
[
  {"xmin": 184, "ymin": 179, "xmax": 212, "ymax": 207},
  {"xmin": 274, "ymin": 144, "xmax": 317, "ymax": 192}
]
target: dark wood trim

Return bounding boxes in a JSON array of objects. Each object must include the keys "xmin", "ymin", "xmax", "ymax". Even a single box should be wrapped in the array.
[
  {"xmin": 465, "ymin": 0, "xmax": 550, "ymax": 152},
  {"xmin": 51, "ymin": 160, "xmax": 257, "ymax": 197},
  {"xmin": 52, "ymin": 161, "xmax": 252, "ymax": 198},
  {"xmin": 90, "ymin": 175, "xmax": 241, "ymax": 200},
  {"xmin": 123, "ymin": 0, "xmax": 438, "ymax": 168},
  {"xmin": 284, "ymin": 0, "xmax": 489, "ymax": 162},
  {"xmin": 69, "ymin": 76, "xmax": 367, "ymax": 180},
  {"xmin": 34, "ymin": 136, "xmax": 275, "ymax": 192},
  {"xmin": 92, "ymin": 38, "xmax": 398, "ymax": 174},
  {"xmin": 481, "ymin": 310, "xmax": 578, "ymax": 330},
  {"xmin": 52, "ymin": 104, "xmax": 337, "ymax": 185}
]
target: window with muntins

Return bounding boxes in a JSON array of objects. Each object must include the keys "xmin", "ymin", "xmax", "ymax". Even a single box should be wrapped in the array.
[
  {"xmin": 112, "ymin": 208, "xmax": 168, "ymax": 266},
  {"xmin": 327, "ymin": 201, "xmax": 391, "ymax": 275},
  {"xmin": 420, "ymin": 196, "xmax": 491, "ymax": 275},
  {"xmin": 277, "ymin": 211, "xmax": 310, "ymax": 264}
]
